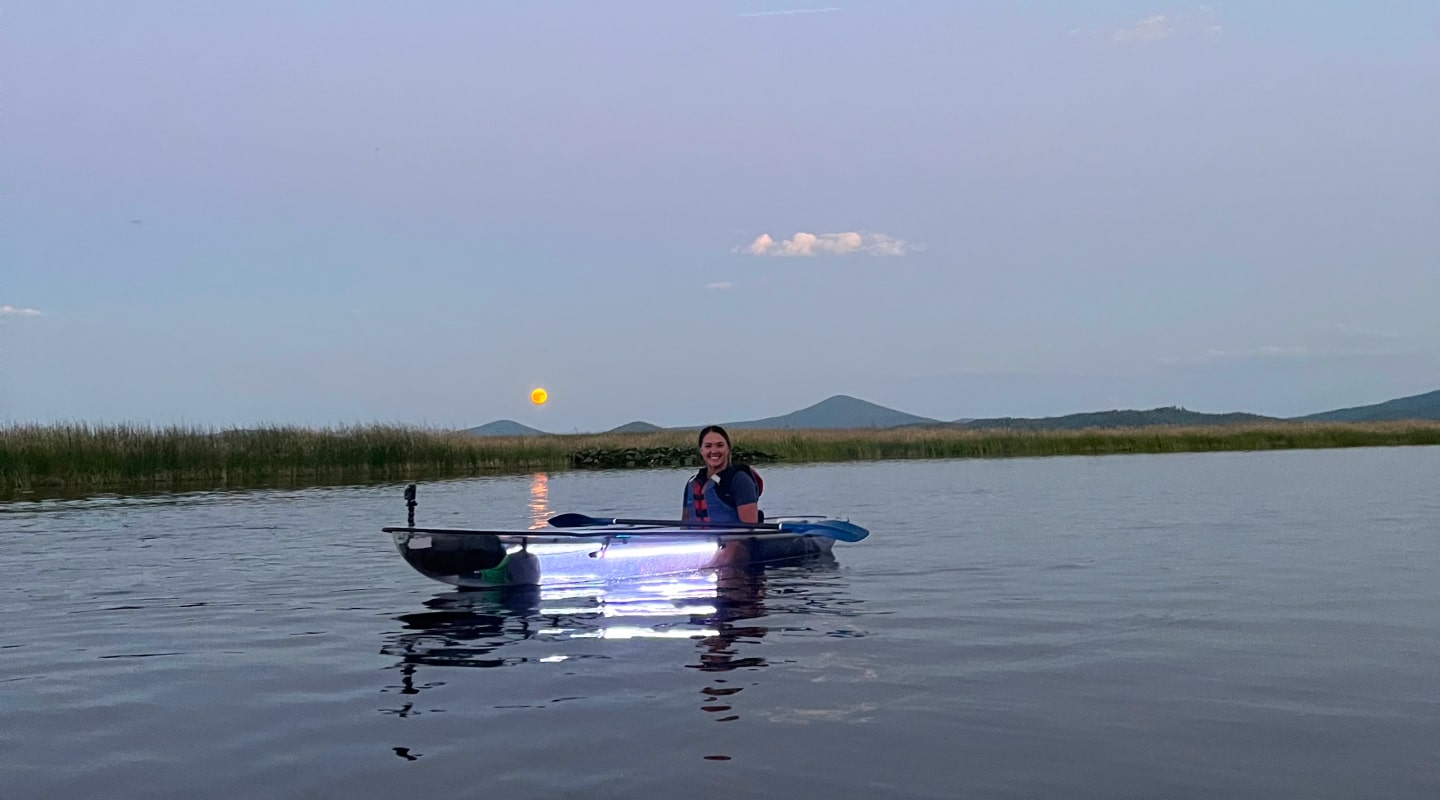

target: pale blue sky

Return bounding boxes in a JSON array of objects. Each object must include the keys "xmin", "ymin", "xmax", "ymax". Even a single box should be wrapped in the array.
[{"xmin": 4, "ymin": 2, "xmax": 1438, "ymax": 432}]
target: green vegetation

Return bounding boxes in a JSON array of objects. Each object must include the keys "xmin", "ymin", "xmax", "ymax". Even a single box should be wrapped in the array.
[
  {"xmin": 4, "ymin": 421, "xmax": 1440, "ymax": 498},
  {"xmin": 0, "ymin": 424, "xmax": 568, "ymax": 497},
  {"xmin": 714, "ymin": 423, "xmax": 1440, "ymax": 461},
  {"xmin": 570, "ymin": 445, "xmax": 778, "ymax": 469}
]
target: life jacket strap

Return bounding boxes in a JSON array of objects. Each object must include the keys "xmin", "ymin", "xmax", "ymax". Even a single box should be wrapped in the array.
[{"xmin": 690, "ymin": 474, "xmax": 710, "ymax": 521}]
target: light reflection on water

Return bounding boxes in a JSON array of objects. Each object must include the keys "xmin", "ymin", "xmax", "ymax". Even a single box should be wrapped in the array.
[
  {"xmin": 378, "ymin": 554, "xmax": 851, "ymax": 728},
  {"xmin": 527, "ymin": 472, "xmax": 550, "ymax": 529}
]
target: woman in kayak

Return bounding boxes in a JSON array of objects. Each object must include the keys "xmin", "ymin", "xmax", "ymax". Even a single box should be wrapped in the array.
[{"xmin": 682, "ymin": 425, "xmax": 762, "ymax": 525}]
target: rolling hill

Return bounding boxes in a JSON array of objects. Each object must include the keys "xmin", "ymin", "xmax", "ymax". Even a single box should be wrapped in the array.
[
  {"xmin": 458, "ymin": 387, "xmax": 1440, "ymax": 436},
  {"xmin": 722, "ymin": 395, "xmax": 940, "ymax": 430},
  {"xmin": 1293, "ymin": 389, "xmax": 1440, "ymax": 422},
  {"xmin": 952, "ymin": 407, "xmax": 1281, "ymax": 431},
  {"xmin": 607, "ymin": 420, "xmax": 664, "ymax": 434},
  {"xmin": 461, "ymin": 419, "xmax": 547, "ymax": 437}
]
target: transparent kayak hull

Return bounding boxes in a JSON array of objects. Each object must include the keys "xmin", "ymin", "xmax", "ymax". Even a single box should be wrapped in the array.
[{"xmin": 385, "ymin": 520, "xmax": 839, "ymax": 589}]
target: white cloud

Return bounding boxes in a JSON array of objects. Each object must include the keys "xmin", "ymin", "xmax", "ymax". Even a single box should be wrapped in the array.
[
  {"xmin": 705, "ymin": 282, "xmax": 735, "ymax": 290},
  {"xmin": 1114, "ymin": 14, "xmax": 1173, "ymax": 43},
  {"xmin": 739, "ymin": 231, "xmax": 915, "ymax": 257},
  {"xmin": 0, "ymin": 305, "xmax": 43, "ymax": 317},
  {"xmin": 1110, "ymin": 6, "xmax": 1222, "ymax": 43},
  {"xmin": 745, "ymin": 234, "xmax": 776, "ymax": 256}
]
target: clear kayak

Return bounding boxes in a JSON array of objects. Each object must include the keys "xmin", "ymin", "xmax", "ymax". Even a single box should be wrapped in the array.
[
  {"xmin": 381, "ymin": 484, "xmax": 867, "ymax": 590},
  {"xmin": 384, "ymin": 519, "xmax": 841, "ymax": 589}
]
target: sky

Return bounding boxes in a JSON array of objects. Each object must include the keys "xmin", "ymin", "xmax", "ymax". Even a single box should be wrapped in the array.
[{"xmin": 4, "ymin": 1, "xmax": 1438, "ymax": 432}]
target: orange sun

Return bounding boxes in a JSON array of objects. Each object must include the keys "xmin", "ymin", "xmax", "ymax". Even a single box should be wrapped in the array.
[{"xmin": 529, "ymin": 387, "xmax": 548, "ymax": 405}]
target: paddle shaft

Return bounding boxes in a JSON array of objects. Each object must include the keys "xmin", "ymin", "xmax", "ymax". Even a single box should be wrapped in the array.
[
  {"xmin": 548, "ymin": 513, "xmax": 787, "ymax": 530},
  {"xmin": 381, "ymin": 525, "xmax": 798, "ymax": 538},
  {"xmin": 607, "ymin": 517, "xmax": 785, "ymax": 530},
  {"xmin": 546, "ymin": 513, "xmax": 868, "ymax": 542}
]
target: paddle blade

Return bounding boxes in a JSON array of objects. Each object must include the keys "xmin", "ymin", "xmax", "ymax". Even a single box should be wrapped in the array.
[
  {"xmin": 780, "ymin": 519, "xmax": 870, "ymax": 542},
  {"xmin": 547, "ymin": 512, "xmax": 611, "ymax": 528}
]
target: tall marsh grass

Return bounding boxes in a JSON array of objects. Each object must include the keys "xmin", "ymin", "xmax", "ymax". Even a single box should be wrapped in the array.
[
  {"xmin": 4, "ymin": 420, "xmax": 1439, "ymax": 496},
  {"xmin": 0, "ymin": 423, "xmax": 573, "ymax": 496}
]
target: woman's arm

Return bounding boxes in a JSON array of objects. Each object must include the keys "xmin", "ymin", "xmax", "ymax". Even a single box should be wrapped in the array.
[{"xmin": 729, "ymin": 472, "xmax": 760, "ymax": 524}]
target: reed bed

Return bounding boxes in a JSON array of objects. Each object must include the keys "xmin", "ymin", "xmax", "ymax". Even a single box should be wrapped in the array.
[
  {"xmin": 722, "ymin": 421, "xmax": 1440, "ymax": 461},
  {"xmin": 4, "ymin": 420, "xmax": 1440, "ymax": 496},
  {"xmin": 0, "ymin": 423, "xmax": 573, "ymax": 495}
]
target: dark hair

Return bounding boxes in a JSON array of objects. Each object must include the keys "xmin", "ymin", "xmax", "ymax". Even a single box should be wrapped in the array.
[{"xmin": 697, "ymin": 424, "xmax": 731, "ymax": 449}]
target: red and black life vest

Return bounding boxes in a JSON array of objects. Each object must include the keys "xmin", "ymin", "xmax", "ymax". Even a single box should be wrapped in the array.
[{"xmin": 689, "ymin": 464, "xmax": 764, "ymax": 522}]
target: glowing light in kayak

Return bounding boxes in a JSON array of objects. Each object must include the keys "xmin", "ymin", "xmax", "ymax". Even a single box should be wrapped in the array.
[
  {"xmin": 530, "ymin": 387, "xmax": 548, "ymax": 405},
  {"xmin": 601, "ymin": 542, "xmax": 720, "ymax": 560}
]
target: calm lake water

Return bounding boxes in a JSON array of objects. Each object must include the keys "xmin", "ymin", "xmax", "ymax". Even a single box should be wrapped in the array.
[{"xmin": 3, "ymin": 447, "xmax": 1438, "ymax": 799}]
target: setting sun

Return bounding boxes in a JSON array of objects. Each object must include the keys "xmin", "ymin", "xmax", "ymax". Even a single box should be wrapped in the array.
[{"xmin": 529, "ymin": 387, "xmax": 548, "ymax": 405}]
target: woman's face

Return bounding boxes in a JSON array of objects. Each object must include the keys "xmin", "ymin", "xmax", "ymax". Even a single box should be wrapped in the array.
[{"xmin": 699, "ymin": 432, "xmax": 730, "ymax": 472}]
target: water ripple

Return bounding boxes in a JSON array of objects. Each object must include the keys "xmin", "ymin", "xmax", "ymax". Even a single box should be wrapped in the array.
[{"xmin": 3, "ymin": 450, "xmax": 1439, "ymax": 798}]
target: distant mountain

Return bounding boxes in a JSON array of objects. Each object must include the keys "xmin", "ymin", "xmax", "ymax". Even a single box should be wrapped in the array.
[
  {"xmin": 724, "ymin": 394, "xmax": 940, "ymax": 430},
  {"xmin": 954, "ymin": 407, "xmax": 1281, "ymax": 431},
  {"xmin": 1294, "ymin": 389, "xmax": 1440, "ymax": 422},
  {"xmin": 456, "ymin": 387, "xmax": 1440, "ymax": 437},
  {"xmin": 607, "ymin": 420, "xmax": 663, "ymax": 434},
  {"xmin": 461, "ymin": 419, "xmax": 547, "ymax": 437}
]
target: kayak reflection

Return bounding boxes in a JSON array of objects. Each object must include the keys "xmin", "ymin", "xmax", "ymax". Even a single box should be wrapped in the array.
[
  {"xmin": 691, "ymin": 567, "xmax": 770, "ymax": 672},
  {"xmin": 377, "ymin": 549, "xmax": 852, "ymax": 719}
]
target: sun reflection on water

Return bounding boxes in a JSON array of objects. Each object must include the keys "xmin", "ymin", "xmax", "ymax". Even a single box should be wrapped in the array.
[{"xmin": 527, "ymin": 472, "xmax": 550, "ymax": 529}]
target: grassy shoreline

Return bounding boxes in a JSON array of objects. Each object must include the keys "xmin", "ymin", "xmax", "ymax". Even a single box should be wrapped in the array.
[{"xmin": 4, "ymin": 421, "xmax": 1440, "ymax": 498}]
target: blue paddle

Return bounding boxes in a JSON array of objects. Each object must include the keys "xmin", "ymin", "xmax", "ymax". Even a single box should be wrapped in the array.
[{"xmin": 546, "ymin": 513, "xmax": 869, "ymax": 542}]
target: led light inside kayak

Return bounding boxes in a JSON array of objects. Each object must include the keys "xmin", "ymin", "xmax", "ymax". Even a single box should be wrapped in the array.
[{"xmin": 601, "ymin": 542, "xmax": 720, "ymax": 559}]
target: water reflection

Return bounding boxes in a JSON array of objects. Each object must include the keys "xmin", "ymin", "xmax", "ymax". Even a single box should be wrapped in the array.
[
  {"xmin": 527, "ymin": 472, "xmax": 551, "ymax": 530},
  {"xmin": 377, "ymin": 551, "xmax": 856, "ymax": 724},
  {"xmin": 692, "ymin": 568, "xmax": 770, "ymax": 673}
]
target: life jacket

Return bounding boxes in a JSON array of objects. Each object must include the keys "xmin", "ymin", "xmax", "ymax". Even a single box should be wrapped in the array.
[{"xmin": 689, "ymin": 464, "xmax": 764, "ymax": 522}]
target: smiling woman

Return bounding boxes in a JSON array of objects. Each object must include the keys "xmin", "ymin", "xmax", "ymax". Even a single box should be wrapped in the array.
[{"xmin": 682, "ymin": 425, "xmax": 763, "ymax": 525}]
